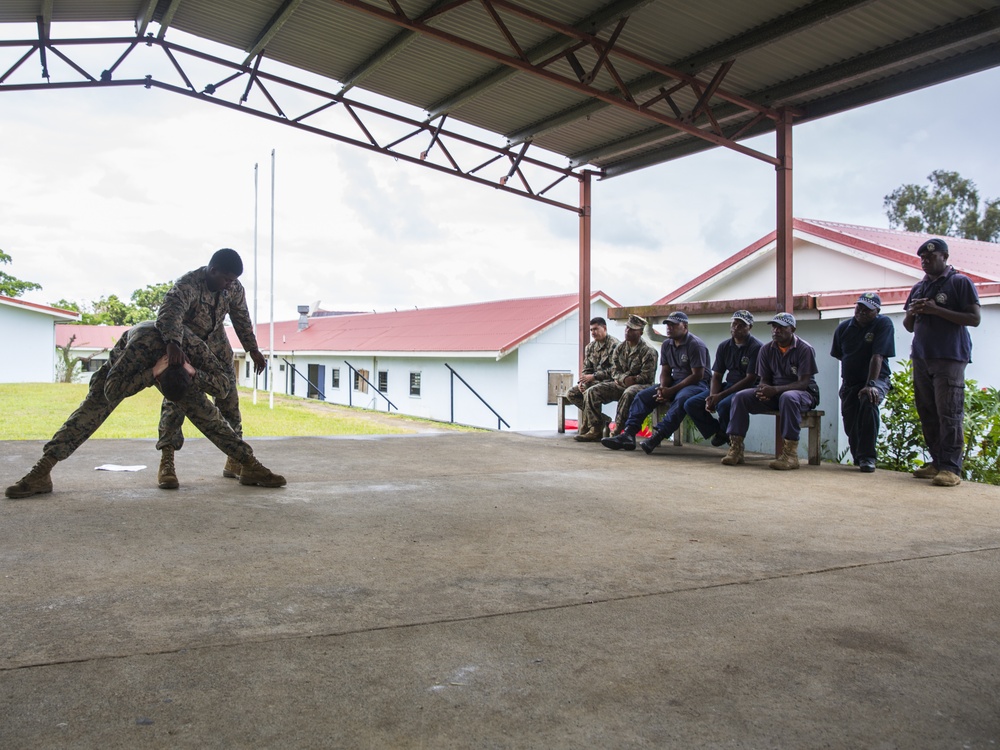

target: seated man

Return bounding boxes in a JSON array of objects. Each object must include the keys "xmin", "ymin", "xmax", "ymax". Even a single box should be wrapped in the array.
[
  {"xmin": 565, "ymin": 316, "xmax": 619, "ymax": 440},
  {"xmin": 573, "ymin": 314, "xmax": 658, "ymax": 442},
  {"xmin": 684, "ymin": 310, "xmax": 763, "ymax": 447},
  {"xmin": 832, "ymin": 292, "xmax": 895, "ymax": 473},
  {"xmin": 721, "ymin": 312, "xmax": 819, "ymax": 470},
  {"xmin": 5, "ymin": 322, "xmax": 285, "ymax": 499},
  {"xmin": 601, "ymin": 311, "xmax": 711, "ymax": 453}
]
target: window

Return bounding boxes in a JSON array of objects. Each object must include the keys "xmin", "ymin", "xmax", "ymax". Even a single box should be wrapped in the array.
[
  {"xmin": 378, "ymin": 371, "xmax": 388, "ymax": 392},
  {"xmin": 331, "ymin": 368, "xmax": 340, "ymax": 389},
  {"xmin": 409, "ymin": 371, "xmax": 421, "ymax": 397},
  {"xmin": 354, "ymin": 368, "xmax": 369, "ymax": 393},
  {"xmin": 84, "ymin": 358, "xmax": 105, "ymax": 373},
  {"xmin": 547, "ymin": 371, "xmax": 574, "ymax": 405}
]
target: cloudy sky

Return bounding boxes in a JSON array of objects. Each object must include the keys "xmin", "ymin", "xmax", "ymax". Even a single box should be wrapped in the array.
[{"xmin": 2, "ymin": 20, "xmax": 999, "ymax": 322}]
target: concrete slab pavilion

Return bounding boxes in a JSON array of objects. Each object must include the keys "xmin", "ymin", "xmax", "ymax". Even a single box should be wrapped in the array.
[
  {"xmin": 2, "ymin": 3, "xmax": 1000, "ymax": 748},
  {"xmin": 2, "ymin": 0, "xmax": 999, "ymax": 369}
]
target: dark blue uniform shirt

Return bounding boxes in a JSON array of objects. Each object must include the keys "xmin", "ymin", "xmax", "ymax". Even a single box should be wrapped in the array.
[
  {"xmin": 712, "ymin": 335, "xmax": 763, "ymax": 387},
  {"xmin": 904, "ymin": 267, "xmax": 979, "ymax": 362},
  {"xmin": 660, "ymin": 332, "xmax": 711, "ymax": 386},
  {"xmin": 831, "ymin": 315, "xmax": 895, "ymax": 386}
]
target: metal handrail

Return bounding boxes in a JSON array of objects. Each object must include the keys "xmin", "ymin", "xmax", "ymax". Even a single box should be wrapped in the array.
[
  {"xmin": 281, "ymin": 358, "xmax": 325, "ymax": 400},
  {"xmin": 343, "ymin": 361, "xmax": 398, "ymax": 411},
  {"xmin": 445, "ymin": 363, "xmax": 509, "ymax": 430}
]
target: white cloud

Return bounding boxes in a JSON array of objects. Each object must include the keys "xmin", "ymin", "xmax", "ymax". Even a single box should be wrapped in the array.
[{"xmin": 2, "ymin": 22, "xmax": 999, "ymax": 321}]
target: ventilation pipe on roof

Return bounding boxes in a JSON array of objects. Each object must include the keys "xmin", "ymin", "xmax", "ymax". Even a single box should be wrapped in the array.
[{"xmin": 297, "ymin": 305, "xmax": 310, "ymax": 331}]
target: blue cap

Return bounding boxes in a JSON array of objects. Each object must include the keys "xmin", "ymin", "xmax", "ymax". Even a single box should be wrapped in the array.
[
  {"xmin": 769, "ymin": 312, "xmax": 796, "ymax": 327},
  {"xmin": 663, "ymin": 311, "xmax": 689, "ymax": 325},
  {"xmin": 917, "ymin": 238, "xmax": 948, "ymax": 256},
  {"xmin": 857, "ymin": 292, "xmax": 881, "ymax": 310}
]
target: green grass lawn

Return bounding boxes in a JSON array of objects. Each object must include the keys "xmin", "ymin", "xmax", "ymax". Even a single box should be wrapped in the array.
[{"xmin": 0, "ymin": 383, "xmax": 473, "ymax": 440}]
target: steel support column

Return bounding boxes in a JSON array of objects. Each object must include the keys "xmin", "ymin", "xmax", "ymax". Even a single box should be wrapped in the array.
[
  {"xmin": 578, "ymin": 170, "xmax": 593, "ymax": 379},
  {"xmin": 776, "ymin": 108, "xmax": 793, "ymax": 313}
]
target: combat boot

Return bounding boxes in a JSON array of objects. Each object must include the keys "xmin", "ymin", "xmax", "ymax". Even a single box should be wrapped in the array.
[
  {"xmin": 158, "ymin": 447, "xmax": 179, "ymax": 490},
  {"xmin": 769, "ymin": 439, "xmax": 800, "ymax": 471},
  {"xmin": 720, "ymin": 435, "xmax": 744, "ymax": 466},
  {"xmin": 5, "ymin": 455, "xmax": 57, "ymax": 499},
  {"xmin": 239, "ymin": 457, "xmax": 287, "ymax": 488},
  {"xmin": 640, "ymin": 429, "xmax": 667, "ymax": 455},
  {"xmin": 223, "ymin": 457, "xmax": 241, "ymax": 478}
]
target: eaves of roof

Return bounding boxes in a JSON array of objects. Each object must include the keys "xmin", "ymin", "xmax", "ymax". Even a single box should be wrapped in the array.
[{"xmin": 2, "ymin": 295, "xmax": 80, "ymax": 320}]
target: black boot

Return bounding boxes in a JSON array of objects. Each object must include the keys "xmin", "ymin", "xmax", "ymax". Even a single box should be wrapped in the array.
[
  {"xmin": 640, "ymin": 430, "xmax": 666, "ymax": 454},
  {"xmin": 601, "ymin": 433, "xmax": 636, "ymax": 451}
]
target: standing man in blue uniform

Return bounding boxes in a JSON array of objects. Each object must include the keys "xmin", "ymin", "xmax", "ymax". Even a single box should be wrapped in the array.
[
  {"xmin": 904, "ymin": 238, "xmax": 980, "ymax": 487},
  {"xmin": 831, "ymin": 292, "xmax": 895, "ymax": 473},
  {"xmin": 684, "ymin": 309, "xmax": 762, "ymax": 448},
  {"xmin": 600, "ymin": 311, "xmax": 711, "ymax": 453}
]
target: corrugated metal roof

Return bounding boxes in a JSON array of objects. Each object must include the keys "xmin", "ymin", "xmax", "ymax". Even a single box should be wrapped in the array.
[
  {"xmin": 55, "ymin": 291, "xmax": 619, "ymax": 355},
  {"xmin": 654, "ymin": 218, "xmax": 1000, "ymax": 305},
  {"xmin": 1, "ymin": 0, "xmax": 997, "ymax": 177}
]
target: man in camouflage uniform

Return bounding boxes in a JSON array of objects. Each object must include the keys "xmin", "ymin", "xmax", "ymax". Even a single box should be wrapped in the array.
[
  {"xmin": 565, "ymin": 316, "xmax": 619, "ymax": 440},
  {"xmin": 573, "ymin": 314, "xmax": 658, "ymax": 442},
  {"xmin": 156, "ymin": 248, "xmax": 268, "ymax": 486},
  {"xmin": 4, "ymin": 322, "xmax": 285, "ymax": 500}
]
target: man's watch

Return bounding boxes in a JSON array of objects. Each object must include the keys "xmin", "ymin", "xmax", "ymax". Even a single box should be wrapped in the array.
[{"xmin": 867, "ymin": 380, "xmax": 877, "ymax": 388}]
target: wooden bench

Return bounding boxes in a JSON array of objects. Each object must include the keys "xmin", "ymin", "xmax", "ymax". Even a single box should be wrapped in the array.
[{"xmin": 560, "ymin": 394, "xmax": 824, "ymax": 465}]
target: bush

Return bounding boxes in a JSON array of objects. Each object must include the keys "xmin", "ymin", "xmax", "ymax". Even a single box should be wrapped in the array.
[{"xmin": 877, "ymin": 359, "xmax": 1000, "ymax": 484}]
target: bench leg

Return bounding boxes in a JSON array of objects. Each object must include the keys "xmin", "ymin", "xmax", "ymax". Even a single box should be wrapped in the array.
[
  {"xmin": 557, "ymin": 395, "xmax": 566, "ymax": 434},
  {"xmin": 806, "ymin": 417, "xmax": 821, "ymax": 466}
]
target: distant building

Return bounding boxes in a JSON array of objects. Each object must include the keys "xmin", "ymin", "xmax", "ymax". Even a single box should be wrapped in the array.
[
  {"xmin": 56, "ymin": 293, "xmax": 624, "ymax": 432},
  {"xmin": 1, "ymin": 296, "xmax": 78, "ymax": 383}
]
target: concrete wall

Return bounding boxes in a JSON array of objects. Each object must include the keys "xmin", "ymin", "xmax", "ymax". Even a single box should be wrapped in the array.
[{"xmin": 0, "ymin": 304, "xmax": 58, "ymax": 383}]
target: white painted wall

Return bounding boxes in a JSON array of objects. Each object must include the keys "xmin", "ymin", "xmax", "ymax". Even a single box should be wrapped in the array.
[
  {"xmin": 0, "ymin": 304, "xmax": 59, "ymax": 383},
  {"xmin": 229, "ymin": 300, "xmax": 627, "ymax": 432}
]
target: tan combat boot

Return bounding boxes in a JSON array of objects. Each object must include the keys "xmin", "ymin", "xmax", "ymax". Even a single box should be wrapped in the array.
[
  {"xmin": 720, "ymin": 435, "xmax": 744, "ymax": 466},
  {"xmin": 5, "ymin": 455, "xmax": 57, "ymax": 499},
  {"xmin": 158, "ymin": 447, "xmax": 179, "ymax": 490},
  {"xmin": 770, "ymin": 439, "xmax": 800, "ymax": 470},
  {"xmin": 239, "ymin": 457, "xmax": 287, "ymax": 488},
  {"xmin": 223, "ymin": 457, "xmax": 241, "ymax": 479}
]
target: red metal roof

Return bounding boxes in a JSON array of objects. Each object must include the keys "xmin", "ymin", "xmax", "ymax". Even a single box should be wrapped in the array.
[
  {"xmin": 55, "ymin": 292, "xmax": 619, "ymax": 356},
  {"xmin": 1, "ymin": 295, "xmax": 80, "ymax": 319},
  {"xmin": 55, "ymin": 325, "xmax": 129, "ymax": 350},
  {"xmin": 655, "ymin": 219, "xmax": 1000, "ymax": 305},
  {"xmin": 242, "ymin": 292, "xmax": 619, "ymax": 356}
]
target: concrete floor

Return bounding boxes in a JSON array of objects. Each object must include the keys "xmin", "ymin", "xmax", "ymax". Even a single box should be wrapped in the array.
[{"xmin": 1, "ymin": 431, "xmax": 999, "ymax": 749}]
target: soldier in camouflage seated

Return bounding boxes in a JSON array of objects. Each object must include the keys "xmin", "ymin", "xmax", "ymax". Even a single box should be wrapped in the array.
[
  {"xmin": 564, "ymin": 317, "xmax": 619, "ymax": 440},
  {"xmin": 5, "ymin": 322, "xmax": 285, "ymax": 500}
]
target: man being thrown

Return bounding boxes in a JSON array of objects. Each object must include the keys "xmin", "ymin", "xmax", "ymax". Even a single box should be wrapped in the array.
[
  {"xmin": 565, "ymin": 317, "xmax": 619, "ymax": 441},
  {"xmin": 156, "ymin": 248, "xmax": 268, "ymax": 487},
  {"xmin": 684, "ymin": 309, "xmax": 762, "ymax": 448},
  {"xmin": 903, "ymin": 238, "xmax": 981, "ymax": 487},
  {"xmin": 572, "ymin": 314, "xmax": 658, "ymax": 442},
  {"xmin": 721, "ymin": 312, "xmax": 819, "ymax": 470},
  {"xmin": 601, "ymin": 311, "xmax": 711, "ymax": 453},
  {"xmin": 831, "ymin": 292, "xmax": 895, "ymax": 474},
  {"xmin": 5, "ymin": 322, "xmax": 285, "ymax": 500}
]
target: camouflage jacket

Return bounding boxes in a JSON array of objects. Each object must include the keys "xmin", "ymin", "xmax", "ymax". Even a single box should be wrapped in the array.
[
  {"xmin": 583, "ymin": 335, "xmax": 620, "ymax": 381},
  {"xmin": 103, "ymin": 322, "xmax": 231, "ymax": 402},
  {"xmin": 155, "ymin": 267, "xmax": 258, "ymax": 354},
  {"xmin": 611, "ymin": 340, "xmax": 658, "ymax": 387}
]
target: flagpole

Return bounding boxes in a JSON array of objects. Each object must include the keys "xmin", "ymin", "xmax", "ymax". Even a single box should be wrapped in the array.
[
  {"xmin": 269, "ymin": 148, "xmax": 276, "ymax": 410},
  {"xmin": 252, "ymin": 161, "xmax": 259, "ymax": 405}
]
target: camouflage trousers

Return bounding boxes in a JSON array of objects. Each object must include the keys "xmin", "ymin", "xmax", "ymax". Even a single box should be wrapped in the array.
[
  {"xmin": 565, "ymin": 382, "xmax": 647, "ymax": 435},
  {"xmin": 44, "ymin": 365, "xmax": 254, "ymax": 464},
  {"xmin": 157, "ymin": 345, "xmax": 240, "ymax": 451}
]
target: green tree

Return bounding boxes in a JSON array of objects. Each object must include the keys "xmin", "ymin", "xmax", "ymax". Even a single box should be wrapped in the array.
[
  {"xmin": 0, "ymin": 249, "xmax": 42, "ymax": 298},
  {"xmin": 54, "ymin": 280, "xmax": 173, "ymax": 325},
  {"xmin": 884, "ymin": 170, "xmax": 1000, "ymax": 241}
]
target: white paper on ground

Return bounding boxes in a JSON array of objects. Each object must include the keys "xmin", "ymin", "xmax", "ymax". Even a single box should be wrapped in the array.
[{"xmin": 94, "ymin": 465, "xmax": 147, "ymax": 472}]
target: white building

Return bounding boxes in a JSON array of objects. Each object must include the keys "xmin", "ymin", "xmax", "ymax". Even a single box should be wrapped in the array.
[
  {"xmin": 233, "ymin": 292, "xmax": 623, "ymax": 432},
  {"xmin": 1, "ymin": 295, "xmax": 78, "ymax": 383},
  {"xmin": 55, "ymin": 293, "xmax": 624, "ymax": 432},
  {"xmin": 642, "ymin": 219, "xmax": 1000, "ymax": 461}
]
